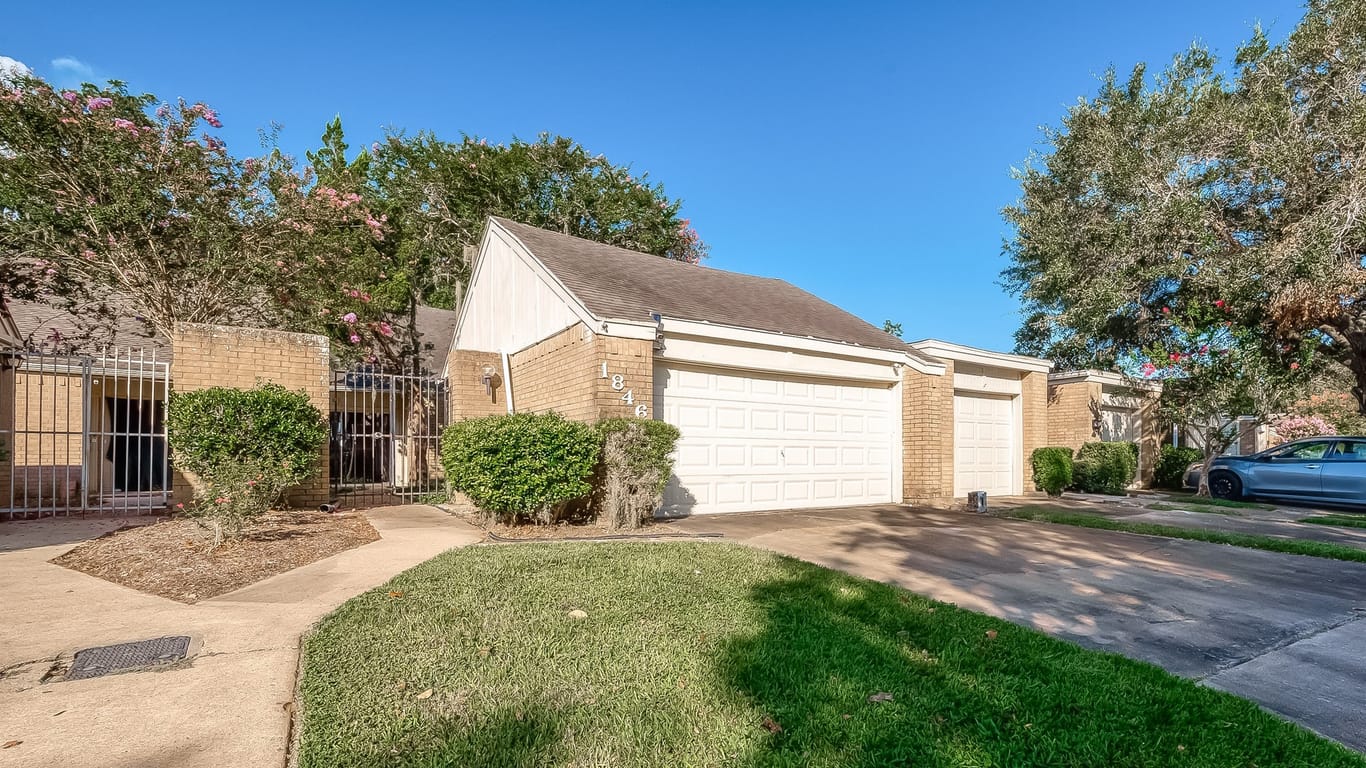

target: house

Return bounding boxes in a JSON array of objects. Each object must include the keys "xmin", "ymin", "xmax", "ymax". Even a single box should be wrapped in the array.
[
  {"xmin": 1046, "ymin": 369, "xmax": 1162, "ymax": 486},
  {"xmin": 446, "ymin": 217, "xmax": 1053, "ymax": 514}
]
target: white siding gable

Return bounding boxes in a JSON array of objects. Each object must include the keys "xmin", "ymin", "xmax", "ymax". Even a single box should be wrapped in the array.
[{"xmin": 453, "ymin": 224, "xmax": 587, "ymax": 353}]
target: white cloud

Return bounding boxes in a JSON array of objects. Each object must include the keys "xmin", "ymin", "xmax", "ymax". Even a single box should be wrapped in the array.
[
  {"xmin": 0, "ymin": 55, "xmax": 32, "ymax": 85},
  {"xmin": 51, "ymin": 56, "xmax": 94, "ymax": 81}
]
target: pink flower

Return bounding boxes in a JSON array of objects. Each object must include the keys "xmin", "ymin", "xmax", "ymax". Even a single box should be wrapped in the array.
[
  {"xmin": 215, "ymin": 497, "xmax": 228, "ymax": 504},
  {"xmin": 59, "ymin": 117, "xmax": 78, "ymax": 124},
  {"xmin": 1168, "ymin": 353, "xmax": 1181, "ymax": 362},
  {"xmin": 81, "ymin": 249, "xmax": 96, "ymax": 259},
  {"xmin": 246, "ymin": 479, "xmax": 257, "ymax": 486},
  {"xmin": 1139, "ymin": 362, "xmax": 1157, "ymax": 377},
  {"xmin": 349, "ymin": 333, "xmax": 361, "ymax": 344},
  {"xmin": 378, "ymin": 322, "xmax": 394, "ymax": 337},
  {"xmin": 86, "ymin": 96, "xmax": 112, "ymax": 110},
  {"xmin": 342, "ymin": 312, "xmax": 358, "ymax": 324},
  {"xmin": 1290, "ymin": 362, "xmax": 1301, "ymax": 370},
  {"xmin": 61, "ymin": 91, "xmax": 79, "ymax": 103},
  {"xmin": 349, "ymin": 289, "xmax": 360, "ymax": 298},
  {"xmin": 1161, "ymin": 306, "xmax": 1170, "ymax": 314},
  {"xmin": 112, "ymin": 118, "xmax": 137, "ymax": 132},
  {"xmin": 1214, "ymin": 299, "xmax": 1225, "ymax": 308},
  {"xmin": 175, "ymin": 503, "xmax": 185, "ymax": 510},
  {"xmin": 1199, "ymin": 344, "xmax": 1209, "ymax": 354},
  {"xmin": 202, "ymin": 107, "xmax": 222, "ymax": 128}
]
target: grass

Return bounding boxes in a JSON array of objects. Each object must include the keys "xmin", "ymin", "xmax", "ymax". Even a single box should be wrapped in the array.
[
  {"xmin": 1300, "ymin": 514, "xmax": 1366, "ymax": 530},
  {"xmin": 1156, "ymin": 494, "xmax": 1276, "ymax": 511},
  {"xmin": 1004, "ymin": 506, "xmax": 1366, "ymax": 564},
  {"xmin": 296, "ymin": 542, "xmax": 1363, "ymax": 768}
]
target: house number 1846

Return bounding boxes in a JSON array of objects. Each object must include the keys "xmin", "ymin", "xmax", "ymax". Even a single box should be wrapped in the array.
[{"xmin": 601, "ymin": 362, "xmax": 649, "ymax": 417}]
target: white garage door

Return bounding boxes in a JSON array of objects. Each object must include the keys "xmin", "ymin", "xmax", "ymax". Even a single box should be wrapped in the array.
[
  {"xmin": 953, "ymin": 393, "xmax": 1015, "ymax": 497},
  {"xmin": 655, "ymin": 364, "xmax": 896, "ymax": 515}
]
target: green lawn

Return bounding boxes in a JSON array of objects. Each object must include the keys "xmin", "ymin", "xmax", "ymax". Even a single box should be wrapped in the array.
[
  {"xmin": 1300, "ymin": 514, "xmax": 1366, "ymax": 530},
  {"xmin": 1004, "ymin": 506, "xmax": 1366, "ymax": 564},
  {"xmin": 296, "ymin": 542, "xmax": 1363, "ymax": 768}
]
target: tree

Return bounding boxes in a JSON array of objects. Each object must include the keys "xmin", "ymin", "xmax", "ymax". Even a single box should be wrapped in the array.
[
  {"xmin": 0, "ymin": 77, "xmax": 389, "ymax": 351},
  {"xmin": 882, "ymin": 320, "xmax": 903, "ymax": 338},
  {"xmin": 1004, "ymin": 0, "xmax": 1366, "ymax": 411}
]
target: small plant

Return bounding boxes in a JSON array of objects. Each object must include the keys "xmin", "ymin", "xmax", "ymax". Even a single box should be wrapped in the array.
[
  {"xmin": 1154, "ymin": 445, "xmax": 1204, "ymax": 489},
  {"xmin": 1071, "ymin": 441, "xmax": 1137, "ymax": 495},
  {"xmin": 595, "ymin": 418, "xmax": 681, "ymax": 529},
  {"xmin": 1030, "ymin": 447, "xmax": 1074, "ymax": 496},
  {"xmin": 167, "ymin": 383, "xmax": 328, "ymax": 545},
  {"xmin": 441, "ymin": 412, "xmax": 600, "ymax": 525},
  {"xmin": 1270, "ymin": 415, "xmax": 1337, "ymax": 442}
]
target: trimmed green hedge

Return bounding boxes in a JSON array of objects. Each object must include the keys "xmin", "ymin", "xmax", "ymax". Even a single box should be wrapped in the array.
[
  {"xmin": 441, "ymin": 412, "xmax": 600, "ymax": 524},
  {"xmin": 1030, "ymin": 447, "xmax": 1074, "ymax": 496},
  {"xmin": 1155, "ymin": 445, "xmax": 1204, "ymax": 489},
  {"xmin": 1072, "ymin": 441, "xmax": 1137, "ymax": 495},
  {"xmin": 167, "ymin": 383, "xmax": 328, "ymax": 540}
]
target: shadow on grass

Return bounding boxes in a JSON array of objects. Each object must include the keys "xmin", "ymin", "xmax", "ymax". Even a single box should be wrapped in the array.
[
  {"xmin": 405, "ymin": 706, "xmax": 562, "ymax": 768},
  {"xmin": 714, "ymin": 557, "xmax": 1360, "ymax": 768}
]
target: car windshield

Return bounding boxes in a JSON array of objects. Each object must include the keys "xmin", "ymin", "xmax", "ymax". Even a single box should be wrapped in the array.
[{"xmin": 1266, "ymin": 441, "xmax": 1331, "ymax": 460}]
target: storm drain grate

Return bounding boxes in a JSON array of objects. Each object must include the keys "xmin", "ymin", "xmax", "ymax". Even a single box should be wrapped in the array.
[{"xmin": 67, "ymin": 636, "xmax": 191, "ymax": 680}]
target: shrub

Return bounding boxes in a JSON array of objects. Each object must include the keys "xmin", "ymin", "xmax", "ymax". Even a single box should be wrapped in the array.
[
  {"xmin": 1030, "ymin": 447, "xmax": 1073, "ymax": 496},
  {"xmin": 1155, "ymin": 445, "xmax": 1204, "ymax": 489},
  {"xmin": 595, "ymin": 418, "xmax": 681, "ymax": 529},
  {"xmin": 1071, "ymin": 441, "xmax": 1137, "ymax": 495},
  {"xmin": 441, "ymin": 412, "xmax": 600, "ymax": 525},
  {"xmin": 1271, "ymin": 415, "xmax": 1337, "ymax": 442},
  {"xmin": 167, "ymin": 383, "xmax": 328, "ymax": 543}
]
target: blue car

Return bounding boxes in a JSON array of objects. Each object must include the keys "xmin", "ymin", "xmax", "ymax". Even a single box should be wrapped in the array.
[{"xmin": 1187, "ymin": 437, "xmax": 1366, "ymax": 506}]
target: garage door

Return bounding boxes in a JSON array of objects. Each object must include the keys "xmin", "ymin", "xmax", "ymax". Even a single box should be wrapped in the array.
[
  {"xmin": 953, "ymin": 393, "xmax": 1015, "ymax": 497},
  {"xmin": 654, "ymin": 364, "xmax": 896, "ymax": 515}
]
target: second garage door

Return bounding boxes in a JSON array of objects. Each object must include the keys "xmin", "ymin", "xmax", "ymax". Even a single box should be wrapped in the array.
[
  {"xmin": 655, "ymin": 364, "xmax": 896, "ymax": 515},
  {"xmin": 953, "ymin": 392, "xmax": 1015, "ymax": 497}
]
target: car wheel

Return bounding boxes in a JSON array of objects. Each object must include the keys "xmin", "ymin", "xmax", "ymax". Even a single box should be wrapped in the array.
[{"xmin": 1209, "ymin": 471, "xmax": 1243, "ymax": 500}]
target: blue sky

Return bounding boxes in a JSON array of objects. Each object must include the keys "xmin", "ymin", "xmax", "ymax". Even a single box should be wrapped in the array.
[{"xmin": 3, "ymin": 1, "xmax": 1303, "ymax": 352}]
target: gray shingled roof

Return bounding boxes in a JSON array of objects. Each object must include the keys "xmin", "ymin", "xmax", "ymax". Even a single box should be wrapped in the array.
[{"xmin": 493, "ymin": 217, "xmax": 937, "ymax": 363}]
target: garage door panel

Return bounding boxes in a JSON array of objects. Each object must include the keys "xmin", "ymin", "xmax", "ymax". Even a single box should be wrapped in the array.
[
  {"xmin": 658, "ymin": 363, "xmax": 897, "ymax": 515},
  {"xmin": 953, "ymin": 393, "xmax": 1014, "ymax": 497}
]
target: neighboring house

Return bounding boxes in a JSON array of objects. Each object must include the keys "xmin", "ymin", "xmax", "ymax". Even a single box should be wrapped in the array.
[
  {"xmin": 447, "ymin": 217, "xmax": 1053, "ymax": 515},
  {"xmin": 1047, "ymin": 370, "xmax": 1163, "ymax": 486}
]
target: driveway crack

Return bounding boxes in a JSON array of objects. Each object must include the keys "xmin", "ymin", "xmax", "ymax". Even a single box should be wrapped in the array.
[{"xmin": 1197, "ymin": 612, "xmax": 1366, "ymax": 681}]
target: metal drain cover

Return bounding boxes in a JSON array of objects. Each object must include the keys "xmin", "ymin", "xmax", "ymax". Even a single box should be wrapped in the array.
[{"xmin": 67, "ymin": 636, "xmax": 191, "ymax": 680}]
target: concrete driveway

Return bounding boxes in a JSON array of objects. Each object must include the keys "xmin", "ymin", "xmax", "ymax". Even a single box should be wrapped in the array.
[{"xmin": 671, "ymin": 504, "xmax": 1366, "ymax": 752}]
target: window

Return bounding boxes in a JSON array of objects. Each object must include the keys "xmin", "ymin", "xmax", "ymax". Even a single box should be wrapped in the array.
[
  {"xmin": 1268, "ymin": 441, "xmax": 1331, "ymax": 460},
  {"xmin": 1329, "ymin": 440, "xmax": 1366, "ymax": 460}
]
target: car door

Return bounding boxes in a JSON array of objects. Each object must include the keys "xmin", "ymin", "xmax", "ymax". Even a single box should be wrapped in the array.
[
  {"xmin": 1320, "ymin": 439, "xmax": 1366, "ymax": 506},
  {"xmin": 1245, "ymin": 440, "xmax": 1330, "ymax": 497}
]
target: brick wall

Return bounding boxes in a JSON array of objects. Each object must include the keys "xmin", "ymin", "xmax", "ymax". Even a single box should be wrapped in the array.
[
  {"xmin": 502, "ymin": 324, "xmax": 655, "ymax": 423},
  {"xmin": 170, "ymin": 323, "xmax": 331, "ymax": 508},
  {"xmin": 447, "ymin": 350, "xmax": 506, "ymax": 421},
  {"xmin": 1020, "ymin": 371, "xmax": 1048, "ymax": 491},
  {"xmin": 1046, "ymin": 379, "xmax": 1100, "ymax": 452},
  {"xmin": 902, "ymin": 360, "xmax": 954, "ymax": 502}
]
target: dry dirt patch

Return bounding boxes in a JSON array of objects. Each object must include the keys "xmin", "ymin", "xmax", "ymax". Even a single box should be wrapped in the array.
[{"xmin": 51, "ymin": 510, "xmax": 380, "ymax": 603}]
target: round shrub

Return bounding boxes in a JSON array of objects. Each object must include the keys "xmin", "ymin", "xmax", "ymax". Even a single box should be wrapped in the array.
[
  {"xmin": 1072, "ymin": 441, "xmax": 1138, "ymax": 495},
  {"xmin": 167, "ymin": 383, "xmax": 328, "ymax": 541},
  {"xmin": 1155, "ymin": 445, "xmax": 1204, "ymax": 489},
  {"xmin": 595, "ymin": 418, "xmax": 681, "ymax": 528},
  {"xmin": 441, "ymin": 412, "xmax": 600, "ymax": 524},
  {"xmin": 1030, "ymin": 447, "xmax": 1074, "ymax": 496}
]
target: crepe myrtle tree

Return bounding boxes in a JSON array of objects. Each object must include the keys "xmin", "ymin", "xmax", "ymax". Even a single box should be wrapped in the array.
[
  {"xmin": 1136, "ymin": 300, "xmax": 1311, "ymax": 495},
  {"xmin": 0, "ymin": 76, "xmax": 394, "ymax": 353},
  {"xmin": 1004, "ymin": 0, "xmax": 1366, "ymax": 413}
]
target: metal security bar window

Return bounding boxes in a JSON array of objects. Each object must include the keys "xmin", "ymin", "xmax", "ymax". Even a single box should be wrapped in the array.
[
  {"xmin": 329, "ymin": 364, "xmax": 447, "ymax": 508},
  {"xmin": 0, "ymin": 348, "xmax": 170, "ymax": 520}
]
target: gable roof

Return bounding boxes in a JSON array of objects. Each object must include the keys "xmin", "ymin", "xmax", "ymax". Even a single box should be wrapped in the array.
[
  {"xmin": 491, "ymin": 217, "xmax": 937, "ymax": 363},
  {"xmin": 0, "ymin": 300, "xmax": 21, "ymax": 349}
]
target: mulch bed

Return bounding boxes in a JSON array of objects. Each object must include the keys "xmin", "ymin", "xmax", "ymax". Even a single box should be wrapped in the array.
[{"xmin": 51, "ymin": 510, "xmax": 380, "ymax": 603}]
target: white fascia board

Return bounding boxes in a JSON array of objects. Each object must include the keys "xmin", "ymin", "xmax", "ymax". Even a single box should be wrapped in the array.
[
  {"xmin": 911, "ymin": 339, "xmax": 1052, "ymax": 374},
  {"xmin": 657, "ymin": 334, "xmax": 903, "ymax": 383},
  {"xmin": 1050, "ymin": 368, "xmax": 1162, "ymax": 393},
  {"xmin": 658, "ymin": 318, "xmax": 943, "ymax": 374}
]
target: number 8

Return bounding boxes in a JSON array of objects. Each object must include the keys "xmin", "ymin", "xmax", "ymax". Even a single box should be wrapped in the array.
[{"xmin": 611, "ymin": 374, "xmax": 625, "ymax": 391}]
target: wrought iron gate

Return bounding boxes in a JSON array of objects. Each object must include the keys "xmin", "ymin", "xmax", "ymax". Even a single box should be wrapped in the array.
[
  {"xmin": 1, "ymin": 348, "xmax": 170, "ymax": 519},
  {"xmin": 329, "ymin": 364, "xmax": 447, "ymax": 508}
]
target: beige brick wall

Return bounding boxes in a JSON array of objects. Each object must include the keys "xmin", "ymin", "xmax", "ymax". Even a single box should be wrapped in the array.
[
  {"xmin": 902, "ymin": 361, "xmax": 954, "ymax": 502},
  {"xmin": 504, "ymin": 324, "xmax": 655, "ymax": 423},
  {"xmin": 1046, "ymin": 379, "xmax": 1101, "ymax": 451},
  {"xmin": 1021, "ymin": 371, "xmax": 1048, "ymax": 491},
  {"xmin": 170, "ymin": 323, "xmax": 332, "ymax": 508},
  {"xmin": 448, "ymin": 350, "xmax": 507, "ymax": 421}
]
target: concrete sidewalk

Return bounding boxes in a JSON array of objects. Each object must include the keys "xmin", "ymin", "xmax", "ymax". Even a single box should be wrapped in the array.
[{"xmin": 0, "ymin": 506, "xmax": 482, "ymax": 768}]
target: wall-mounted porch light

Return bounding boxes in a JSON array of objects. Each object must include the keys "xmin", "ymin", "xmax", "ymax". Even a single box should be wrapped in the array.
[{"xmin": 480, "ymin": 364, "xmax": 497, "ymax": 396}]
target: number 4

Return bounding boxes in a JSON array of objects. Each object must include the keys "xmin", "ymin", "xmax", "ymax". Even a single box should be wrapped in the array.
[{"xmin": 621, "ymin": 389, "xmax": 634, "ymax": 405}]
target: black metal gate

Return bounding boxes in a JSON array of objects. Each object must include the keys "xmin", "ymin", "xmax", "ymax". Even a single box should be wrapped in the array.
[{"xmin": 329, "ymin": 364, "xmax": 447, "ymax": 508}]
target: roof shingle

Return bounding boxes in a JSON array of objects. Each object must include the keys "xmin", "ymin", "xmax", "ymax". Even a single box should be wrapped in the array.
[{"xmin": 492, "ymin": 217, "xmax": 936, "ymax": 363}]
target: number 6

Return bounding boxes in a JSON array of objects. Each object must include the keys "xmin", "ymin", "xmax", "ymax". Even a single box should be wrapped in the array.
[{"xmin": 634, "ymin": 404, "xmax": 649, "ymax": 417}]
